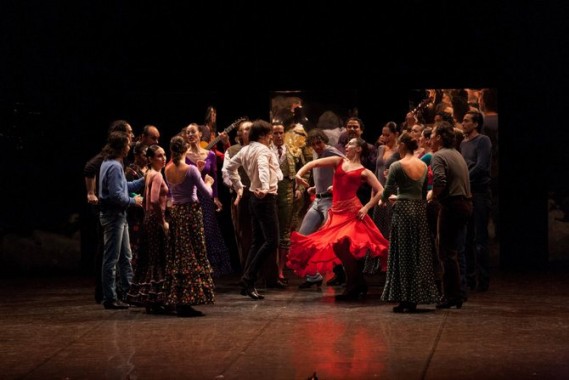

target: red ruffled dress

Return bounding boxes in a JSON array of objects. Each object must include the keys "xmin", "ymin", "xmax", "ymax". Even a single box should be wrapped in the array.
[{"xmin": 287, "ymin": 162, "xmax": 389, "ymax": 277}]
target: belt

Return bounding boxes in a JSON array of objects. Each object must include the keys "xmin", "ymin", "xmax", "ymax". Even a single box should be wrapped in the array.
[{"xmin": 315, "ymin": 192, "xmax": 332, "ymax": 199}]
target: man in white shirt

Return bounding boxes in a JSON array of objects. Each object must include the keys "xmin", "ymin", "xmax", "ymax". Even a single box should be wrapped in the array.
[{"xmin": 226, "ymin": 120, "xmax": 283, "ymax": 300}]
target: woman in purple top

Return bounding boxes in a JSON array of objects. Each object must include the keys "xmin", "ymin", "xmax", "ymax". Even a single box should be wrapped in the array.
[
  {"xmin": 163, "ymin": 136, "xmax": 216, "ymax": 317},
  {"xmin": 184, "ymin": 123, "xmax": 233, "ymax": 277}
]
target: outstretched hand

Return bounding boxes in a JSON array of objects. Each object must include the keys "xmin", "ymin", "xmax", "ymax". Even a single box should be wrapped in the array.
[{"xmin": 295, "ymin": 175, "xmax": 309, "ymax": 189}]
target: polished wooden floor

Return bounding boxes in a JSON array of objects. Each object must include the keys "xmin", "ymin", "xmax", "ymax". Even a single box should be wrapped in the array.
[{"xmin": 1, "ymin": 259, "xmax": 569, "ymax": 380}]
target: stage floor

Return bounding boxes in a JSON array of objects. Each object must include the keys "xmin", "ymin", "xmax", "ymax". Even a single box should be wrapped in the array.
[{"xmin": 1, "ymin": 263, "xmax": 569, "ymax": 380}]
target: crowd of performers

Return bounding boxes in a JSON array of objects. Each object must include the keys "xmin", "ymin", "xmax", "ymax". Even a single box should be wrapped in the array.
[{"xmin": 83, "ymin": 88, "xmax": 498, "ymax": 315}]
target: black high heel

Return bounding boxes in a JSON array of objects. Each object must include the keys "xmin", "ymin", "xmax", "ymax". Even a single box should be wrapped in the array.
[
  {"xmin": 298, "ymin": 279, "xmax": 323, "ymax": 289},
  {"xmin": 392, "ymin": 302, "xmax": 417, "ymax": 313},
  {"xmin": 176, "ymin": 305, "xmax": 205, "ymax": 317},
  {"xmin": 436, "ymin": 299, "xmax": 463, "ymax": 309}
]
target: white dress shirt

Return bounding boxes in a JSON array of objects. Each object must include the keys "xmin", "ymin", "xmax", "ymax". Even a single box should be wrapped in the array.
[{"xmin": 226, "ymin": 141, "xmax": 283, "ymax": 195}]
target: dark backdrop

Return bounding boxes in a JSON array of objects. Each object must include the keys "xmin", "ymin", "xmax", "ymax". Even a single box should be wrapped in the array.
[{"xmin": 1, "ymin": 1, "xmax": 564, "ymax": 270}]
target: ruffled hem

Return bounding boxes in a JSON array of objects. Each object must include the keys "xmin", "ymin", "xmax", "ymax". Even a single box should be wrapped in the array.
[
  {"xmin": 287, "ymin": 236, "xmax": 388, "ymax": 278},
  {"xmin": 287, "ymin": 202, "xmax": 389, "ymax": 277}
]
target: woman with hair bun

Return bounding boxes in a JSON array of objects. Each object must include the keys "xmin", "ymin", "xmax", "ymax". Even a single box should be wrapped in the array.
[
  {"xmin": 379, "ymin": 132, "xmax": 440, "ymax": 313},
  {"xmin": 163, "ymin": 136, "xmax": 216, "ymax": 317}
]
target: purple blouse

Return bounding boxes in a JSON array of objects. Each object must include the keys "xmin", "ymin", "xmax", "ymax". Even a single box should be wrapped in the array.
[
  {"xmin": 169, "ymin": 166, "xmax": 213, "ymax": 205},
  {"xmin": 186, "ymin": 150, "xmax": 218, "ymax": 198}
]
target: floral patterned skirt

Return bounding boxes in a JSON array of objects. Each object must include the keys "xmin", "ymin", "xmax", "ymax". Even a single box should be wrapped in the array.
[
  {"xmin": 126, "ymin": 210, "xmax": 168, "ymax": 307},
  {"xmin": 162, "ymin": 202, "xmax": 215, "ymax": 306}
]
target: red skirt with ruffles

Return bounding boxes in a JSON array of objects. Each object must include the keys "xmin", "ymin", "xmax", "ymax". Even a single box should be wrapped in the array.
[{"xmin": 287, "ymin": 197, "xmax": 389, "ymax": 277}]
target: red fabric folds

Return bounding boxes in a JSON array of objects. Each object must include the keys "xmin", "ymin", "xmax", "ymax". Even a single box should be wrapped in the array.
[{"xmin": 287, "ymin": 196, "xmax": 388, "ymax": 277}]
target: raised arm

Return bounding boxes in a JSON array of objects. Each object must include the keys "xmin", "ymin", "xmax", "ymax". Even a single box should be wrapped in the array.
[
  {"xmin": 190, "ymin": 165, "xmax": 214, "ymax": 198},
  {"xmin": 295, "ymin": 155, "xmax": 343, "ymax": 188}
]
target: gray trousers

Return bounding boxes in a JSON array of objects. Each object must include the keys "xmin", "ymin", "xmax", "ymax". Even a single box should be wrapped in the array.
[{"xmin": 298, "ymin": 197, "xmax": 333, "ymax": 281}]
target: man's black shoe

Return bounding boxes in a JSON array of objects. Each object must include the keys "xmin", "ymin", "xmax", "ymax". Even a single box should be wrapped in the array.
[
  {"xmin": 103, "ymin": 300, "xmax": 130, "ymax": 310},
  {"xmin": 240, "ymin": 287, "xmax": 265, "ymax": 300}
]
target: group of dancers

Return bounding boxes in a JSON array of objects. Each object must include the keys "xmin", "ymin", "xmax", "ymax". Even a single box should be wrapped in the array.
[{"xmin": 85, "ymin": 95, "xmax": 493, "ymax": 315}]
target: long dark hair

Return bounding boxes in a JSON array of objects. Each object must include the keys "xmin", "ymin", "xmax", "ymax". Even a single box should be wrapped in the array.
[
  {"xmin": 102, "ymin": 132, "xmax": 129, "ymax": 159},
  {"xmin": 204, "ymin": 106, "xmax": 217, "ymax": 131}
]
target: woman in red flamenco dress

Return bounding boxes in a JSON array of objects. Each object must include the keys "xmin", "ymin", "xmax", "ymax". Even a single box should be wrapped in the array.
[{"xmin": 287, "ymin": 137, "xmax": 389, "ymax": 300}]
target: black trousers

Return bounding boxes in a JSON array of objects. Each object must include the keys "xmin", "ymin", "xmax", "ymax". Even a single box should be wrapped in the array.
[
  {"xmin": 437, "ymin": 198, "xmax": 473, "ymax": 301},
  {"xmin": 241, "ymin": 194, "xmax": 279, "ymax": 287}
]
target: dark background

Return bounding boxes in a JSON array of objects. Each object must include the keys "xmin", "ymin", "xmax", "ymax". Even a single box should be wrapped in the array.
[{"xmin": 1, "ymin": 1, "xmax": 566, "ymax": 270}]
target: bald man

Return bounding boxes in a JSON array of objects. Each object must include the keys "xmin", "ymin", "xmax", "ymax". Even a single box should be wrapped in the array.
[{"xmin": 139, "ymin": 125, "xmax": 160, "ymax": 146}]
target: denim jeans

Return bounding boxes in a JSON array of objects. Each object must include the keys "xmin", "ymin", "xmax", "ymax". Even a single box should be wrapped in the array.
[
  {"xmin": 299, "ymin": 198, "xmax": 332, "ymax": 281},
  {"xmin": 99, "ymin": 210, "xmax": 134, "ymax": 303},
  {"xmin": 298, "ymin": 198, "xmax": 333, "ymax": 235}
]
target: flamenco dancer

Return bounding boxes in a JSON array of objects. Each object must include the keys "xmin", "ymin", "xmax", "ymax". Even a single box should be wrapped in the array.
[{"xmin": 287, "ymin": 137, "xmax": 389, "ymax": 300}]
